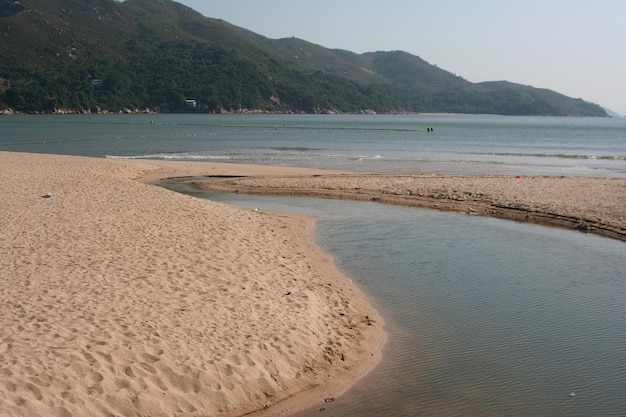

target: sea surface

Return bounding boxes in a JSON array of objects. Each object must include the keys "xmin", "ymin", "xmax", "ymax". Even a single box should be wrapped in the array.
[
  {"xmin": 3, "ymin": 114, "xmax": 626, "ymax": 416},
  {"xmin": 1, "ymin": 113, "xmax": 625, "ymax": 177}
]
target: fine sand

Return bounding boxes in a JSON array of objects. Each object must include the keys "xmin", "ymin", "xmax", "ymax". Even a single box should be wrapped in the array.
[{"xmin": 0, "ymin": 153, "xmax": 384, "ymax": 417}]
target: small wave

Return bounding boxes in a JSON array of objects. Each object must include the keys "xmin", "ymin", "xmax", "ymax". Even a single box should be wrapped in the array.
[
  {"xmin": 486, "ymin": 152, "xmax": 625, "ymax": 161},
  {"xmin": 2, "ymin": 135, "xmax": 128, "ymax": 147},
  {"xmin": 269, "ymin": 146, "xmax": 322, "ymax": 152},
  {"xmin": 347, "ymin": 155, "xmax": 384, "ymax": 161},
  {"xmin": 106, "ymin": 153, "xmax": 232, "ymax": 160}
]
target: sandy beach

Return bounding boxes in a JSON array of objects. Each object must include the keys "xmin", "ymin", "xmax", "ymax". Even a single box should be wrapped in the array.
[
  {"xmin": 1, "ymin": 152, "xmax": 624, "ymax": 417},
  {"xmin": 0, "ymin": 153, "xmax": 383, "ymax": 417}
]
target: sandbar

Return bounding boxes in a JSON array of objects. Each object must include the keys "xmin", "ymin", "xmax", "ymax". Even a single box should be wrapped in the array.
[{"xmin": 193, "ymin": 172, "xmax": 625, "ymax": 242}]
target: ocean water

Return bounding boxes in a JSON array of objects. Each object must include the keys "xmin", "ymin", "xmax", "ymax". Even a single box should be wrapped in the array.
[
  {"xmin": 1, "ymin": 113, "xmax": 625, "ymax": 177},
  {"xmin": 3, "ymin": 114, "xmax": 626, "ymax": 415}
]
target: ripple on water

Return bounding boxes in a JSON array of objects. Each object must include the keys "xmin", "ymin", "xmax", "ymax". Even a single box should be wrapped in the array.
[{"xmin": 305, "ymin": 199, "xmax": 626, "ymax": 417}]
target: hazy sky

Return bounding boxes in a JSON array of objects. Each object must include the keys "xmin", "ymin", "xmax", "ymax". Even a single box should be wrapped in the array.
[{"xmin": 175, "ymin": 0, "xmax": 626, "ymax": 115}]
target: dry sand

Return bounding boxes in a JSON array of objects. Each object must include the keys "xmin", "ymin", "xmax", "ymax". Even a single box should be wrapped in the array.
[{"xmin": 0, "ymin": 153, "xmax": 384, "ymax": 417}]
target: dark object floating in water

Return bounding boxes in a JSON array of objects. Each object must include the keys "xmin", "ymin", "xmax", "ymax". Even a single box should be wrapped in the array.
[{"xmin": 575, "ymin": 222, "xmax": 590, "ymax": 231}]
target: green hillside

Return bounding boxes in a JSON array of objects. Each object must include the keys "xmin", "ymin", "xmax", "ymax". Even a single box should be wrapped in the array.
[{"xmin": 0, "ymin": 0, "xmax": 608, "ymax": 116}]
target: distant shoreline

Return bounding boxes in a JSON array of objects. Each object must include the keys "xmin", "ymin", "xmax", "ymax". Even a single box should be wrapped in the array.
[{"xmin": 1, "ymin": 108, "xmax": 618, "ymax": 117}]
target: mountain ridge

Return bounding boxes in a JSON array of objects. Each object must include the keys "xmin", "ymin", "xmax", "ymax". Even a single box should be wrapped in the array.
[{"xmin": 0, "ymin": 0, "xmax": 608, "ymax": 116}]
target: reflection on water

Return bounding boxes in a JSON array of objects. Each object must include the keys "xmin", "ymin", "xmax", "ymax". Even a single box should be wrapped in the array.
[{"xmin": 165, "ymin": 185, "xmax": 626, "ymax": 417}]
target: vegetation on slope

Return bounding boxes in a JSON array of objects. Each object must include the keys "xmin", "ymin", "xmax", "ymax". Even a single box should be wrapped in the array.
[{"xmin": 0, "ymin": 0, "xmax": 608, "ymax": 116}]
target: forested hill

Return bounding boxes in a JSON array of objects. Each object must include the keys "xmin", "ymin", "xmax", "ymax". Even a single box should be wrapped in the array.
[{"xmin": 0, "ymin": 0, "xmax": 608, "ymax": 116}]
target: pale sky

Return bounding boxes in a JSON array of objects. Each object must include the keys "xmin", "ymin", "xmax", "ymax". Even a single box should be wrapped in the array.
[{"xmin": 175, "ymin": 0, "xmax": 626, "ymax": 115}]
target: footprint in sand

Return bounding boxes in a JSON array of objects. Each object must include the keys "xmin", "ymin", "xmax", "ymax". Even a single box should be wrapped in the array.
[
  {"xmin": 219, "ymin": 364, "xmax": 234, "ymax": 376},
  {"xmin": 141, "ymin": 353, "xmax": 160, "ymax": 363}
]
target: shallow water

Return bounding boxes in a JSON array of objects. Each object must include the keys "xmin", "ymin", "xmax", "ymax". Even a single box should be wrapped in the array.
[
  {"xmin": 171, "ymin": 186, "xmax": 626, "ymax": 417},
  {"xmin": 311, "ymin": 203, "xmax": 626, "ymax": 417}
]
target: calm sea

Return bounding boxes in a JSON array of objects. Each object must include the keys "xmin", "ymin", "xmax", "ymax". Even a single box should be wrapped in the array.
[
  {"xmin": 3, "ymin": 114, "xmax": 626, "ymax": 416},
  {"xmin": 1, "ymin": 113, "xmax": 625, "ymax": 177}
]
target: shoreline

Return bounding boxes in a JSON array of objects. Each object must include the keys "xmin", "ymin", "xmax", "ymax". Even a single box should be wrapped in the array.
[{"xmin": 2, "ymin": 153, "xmax": 624, "ymax": 417}]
